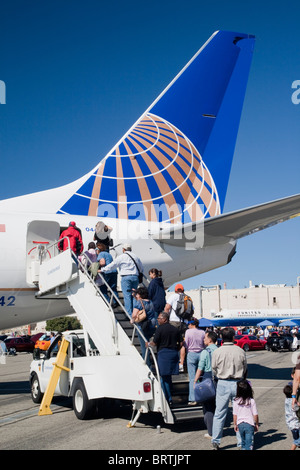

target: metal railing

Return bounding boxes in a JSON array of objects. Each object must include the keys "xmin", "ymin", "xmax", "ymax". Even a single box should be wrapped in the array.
[
  {"xmin": 75, "ymin": 252, "xmax": 168, "ymax": 421},
  {"xmin": 37, "ymin": 241, "xmax": 168, "ymax": 419},
  {"xmin": 78, "ymin": 252, "xmax": 156, "ymax": 366}
]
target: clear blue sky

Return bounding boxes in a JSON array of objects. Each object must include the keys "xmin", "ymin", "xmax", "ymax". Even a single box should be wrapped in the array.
[{"xmin": 1, "ymin": 0, "xmax": 300, "ymax": 289}]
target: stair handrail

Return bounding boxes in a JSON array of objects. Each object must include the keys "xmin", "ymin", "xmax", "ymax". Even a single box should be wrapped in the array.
[
  {"xmin": 76, "ymin": 253, "xmax": 120, "ymax": 351},
  {"xmin": 78, "ymin": 254, "xmax": 168, "ymax": 420},
  {"xmin": 37, "ymin": 239, "xmax": 119, "ymax": 352},
  {"xmin": 79, "ymin": 253, "xmax": 150, "ymax": 352},
  {"xmin": 38, "ymin": 235, "xmax": 70, "ymax": 261},
  {"xmin": 38, "ymin": 241, "xmax": 168, "ymax": 420}
]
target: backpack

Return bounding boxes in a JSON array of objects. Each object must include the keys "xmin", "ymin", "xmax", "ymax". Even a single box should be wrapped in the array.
[
  {"xmin": 175, "ymin": 293, "xmax": 194, "ymax": 320},
  {"xmin": 88, "ymin": 262, "xmax": 100, "ymax": 279}
]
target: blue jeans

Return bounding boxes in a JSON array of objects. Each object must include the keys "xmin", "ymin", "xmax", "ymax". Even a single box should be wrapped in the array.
[
  {"xmin": 103, "ymin": 271, "xmax": 119, "ymax": 304},
  {"xmin": 187, "ymin": 351, "xmax": 201, "ymax": 402},
  {"xmin": 121, "ymin": 275, "xmax": 139, "ymax": 315},
  {"xmin": 212, "ymin": 379, "xmax": 241, "ymax": 446},
  {"xmin": 160, "ymin": 375, "xmax": 172, "ymax": 404},
  {"xmin": 238, "ymin": 422, "xmax": 254, "ymax": 450}
]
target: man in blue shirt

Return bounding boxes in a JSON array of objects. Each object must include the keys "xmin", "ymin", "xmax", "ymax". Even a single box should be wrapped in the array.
[{"xmin": 194, "ymin": 330, "xmax": 218, "ymax": 439}]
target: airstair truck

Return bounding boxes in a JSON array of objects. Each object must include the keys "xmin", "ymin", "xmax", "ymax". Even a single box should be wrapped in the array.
[
  {"xmin": 30, "ymin": 328, "xmax": 161, "ymax": 423},
  {"xmin": 29, "ymin": 238, "xmax": 174, "ymax": 425}
]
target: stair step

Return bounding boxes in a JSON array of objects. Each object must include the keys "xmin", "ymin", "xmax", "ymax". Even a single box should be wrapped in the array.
[
  {"xmin": 111, "ymin": 293, "xmax": 203, "ymax": 422},
  {"xmin": 171, "ymin": 404, "xmax": 203, "ymax": 422}
]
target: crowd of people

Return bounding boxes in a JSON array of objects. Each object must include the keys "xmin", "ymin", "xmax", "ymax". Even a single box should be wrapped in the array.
[
  {"xmin": 236, "ymin": 324, "xmax": 299, "ymax": 345},
  {"xmin": 59, "ymin": 221, "xmax": 300, "ymax": 450}
]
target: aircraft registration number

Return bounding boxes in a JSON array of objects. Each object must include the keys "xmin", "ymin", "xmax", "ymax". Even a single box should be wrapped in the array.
[{"xmin": 0, "ymin": 296, "xmax": 16, "ymax": 306}]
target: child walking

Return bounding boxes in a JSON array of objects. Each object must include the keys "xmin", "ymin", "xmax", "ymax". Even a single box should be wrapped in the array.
[
  {"xmin": 283, "ymin": 384, "xmax": 300, "ymax": 450},
  {"xmin": 233, "ymin": 380, "xmax": 259, "ymax": 450}
]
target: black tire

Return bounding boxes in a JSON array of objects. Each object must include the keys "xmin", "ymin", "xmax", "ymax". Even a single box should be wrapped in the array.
[
  {"xmin": 243, "ymin": 344, "xmax": 250, "ymax": 352},
  {"xmin": 31, "ymin": 372, "xmax": 44, "ymax": 404},
  {"xmin": 72, "ymin": 380, "xmax": 96, "ymax": 420}
]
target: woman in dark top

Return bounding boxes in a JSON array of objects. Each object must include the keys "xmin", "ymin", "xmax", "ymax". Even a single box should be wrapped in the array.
[
  {"xmin": 131, "ymin": 286, "xmax": 156, "ymax": 367},
  {"xmin": 148, "ymin": 268, "xmax": 166, "ymax": 317}
]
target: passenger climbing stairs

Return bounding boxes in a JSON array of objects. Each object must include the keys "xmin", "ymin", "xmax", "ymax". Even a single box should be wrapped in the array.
[
  {"xmin": 36, "ymin": 240, "xmax": 203, "ymax": 425},
  {"xmin": 114, "ymin": 301, "xmax": 203, "ymax": 422}
]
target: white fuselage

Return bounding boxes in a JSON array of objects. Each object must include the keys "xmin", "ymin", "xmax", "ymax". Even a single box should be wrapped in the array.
[
  {"xmin": 0, "ymin": 211, "xmax": 235, "ymax": 329},
  {"xmin": 212, "ymin": 308, "xmax": 300, "ymax": 327}
]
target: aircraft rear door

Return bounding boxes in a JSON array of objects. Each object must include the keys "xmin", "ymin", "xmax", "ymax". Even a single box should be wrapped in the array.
[{"xmin": 26, "ymin": 220, "xmax": 60, "ymax": 286}]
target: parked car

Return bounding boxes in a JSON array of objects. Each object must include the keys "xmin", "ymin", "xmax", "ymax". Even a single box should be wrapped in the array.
[
  {"xmin": 30, "ymin": 333, "xmax": 44, "ymax": 344},
  {"xmin": 34, "ymin": 332, "xmax": 58, "ymax": 350},
  {"xmin": 34, "ymin": 333, "xmax": 52, "ymax": 351},
  {"xmin": 267, "ymin": 333, "xmax": 293, "ymax": 352},
  {"xmin": 4, "ymin": 336, "xmax": 35, "ymax": 353},
  {"xmin": 233, "ymin": 335, "xmax": 268, "ymax": 352}
]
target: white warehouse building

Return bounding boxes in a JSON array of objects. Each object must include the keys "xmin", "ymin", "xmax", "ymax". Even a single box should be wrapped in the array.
[{"xmin": 179, "ymin": 281, "xmax": 300, "ymax": 319}]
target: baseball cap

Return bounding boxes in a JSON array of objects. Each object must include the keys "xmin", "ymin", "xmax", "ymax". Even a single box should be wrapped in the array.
[
  {"xmin": 122, "ymin": 243, "xmax": 132, "ymax": 251},
  {"xmin": 175, "ymin": 283, "xmax": 184, "ymax": 292}
]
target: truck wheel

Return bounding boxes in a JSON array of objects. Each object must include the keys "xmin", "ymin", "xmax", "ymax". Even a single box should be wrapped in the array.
[
  {"xmin": 31, "ymin": 373, "xmax": 44, "ymax": 403},
  {"xmin": 72, "ymin": 380, "xmax": 95, "ymax": 420}
]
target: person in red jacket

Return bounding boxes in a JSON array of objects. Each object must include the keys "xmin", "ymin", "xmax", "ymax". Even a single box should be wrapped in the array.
[{"xmin": 58, "ymin": 221, "xmax": 83, "ymax": 256}]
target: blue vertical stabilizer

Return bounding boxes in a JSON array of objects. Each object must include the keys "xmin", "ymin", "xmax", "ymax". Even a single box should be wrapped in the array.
[{"xmin": 58, "ymin": 31, "xmax": 255, "ymax": 222}]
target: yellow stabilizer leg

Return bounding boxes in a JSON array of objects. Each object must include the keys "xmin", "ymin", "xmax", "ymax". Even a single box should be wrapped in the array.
[{"xmin": 38, "ymin": 338, "xmax": 70, "ymax": 416}]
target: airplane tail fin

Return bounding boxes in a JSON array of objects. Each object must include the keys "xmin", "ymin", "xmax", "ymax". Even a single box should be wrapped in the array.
[{"xmin": 9, "ymin": 31, "xmax": 256, "ymax": 223}]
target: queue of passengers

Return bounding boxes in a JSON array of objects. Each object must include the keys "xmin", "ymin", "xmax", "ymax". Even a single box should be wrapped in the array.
[{"xmin": 58, "ymin": 221, "xmax": 300, "ymax": 450}]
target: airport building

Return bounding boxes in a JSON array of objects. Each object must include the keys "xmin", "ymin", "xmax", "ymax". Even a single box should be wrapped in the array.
[
  {"xmin": 183, "ymin": 281, "xmax": 300, "ymax": 319},
  {"xmin": 2, "ymin": 281, "xmax": 300, "ymax": 335}
]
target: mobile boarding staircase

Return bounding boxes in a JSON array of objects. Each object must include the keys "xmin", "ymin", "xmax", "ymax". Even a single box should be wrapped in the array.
[{"xmin": 35, "ymin": 238, "xmax": 203, "ymax": 425}]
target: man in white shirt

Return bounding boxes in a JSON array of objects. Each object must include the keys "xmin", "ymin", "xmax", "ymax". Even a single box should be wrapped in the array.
[
  {"xmin": 165, "ymin": 284, "xmax": 186, "ymax": 372},
  {"xmin": 264, "ymin": 327, "xmax": 270, "ymax": 339},
  {"xmin": 165, "ymin": 284, "xmax": 185, "ymax": 326},
  {"xmin": 101, "ymin": 244, "xmax": 143, "ymax": 315}
]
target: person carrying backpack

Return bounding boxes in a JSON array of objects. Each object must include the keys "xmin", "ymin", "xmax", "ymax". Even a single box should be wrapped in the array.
[
  {"xmin": 165, "ymin": 284, "xmax": 194, "ymax": 372},
  {"xmin": 165, "ymin": 284, "xmax": 194, "ymax": 326}
]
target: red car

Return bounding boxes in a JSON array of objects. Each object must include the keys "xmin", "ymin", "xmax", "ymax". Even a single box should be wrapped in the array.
[
  {"xmin": 234, "ymin": 335, "xmax": 267, "ymax": 352},
  {"xmin": 4, "ymin": 336, "xmax": 35, "ymax": 353}
]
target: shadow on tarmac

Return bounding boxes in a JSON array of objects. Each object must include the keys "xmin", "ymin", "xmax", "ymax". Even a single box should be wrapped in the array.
[
  {"xmin": 0, "ymin": 380, "xmax": 30, "ymax": 394},
  {"xmin": 247, "ymin": 363, "xmax": 291, "ymax": 380},
  {"xmin": 220, "ymin": 426, "xmax": 287, "ymax": 450}
]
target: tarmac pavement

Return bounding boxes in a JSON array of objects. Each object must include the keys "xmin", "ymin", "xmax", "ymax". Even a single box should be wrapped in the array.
[{"xmin": 0, "ymin": 349, "xmax": 298, "ymax": 455}]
